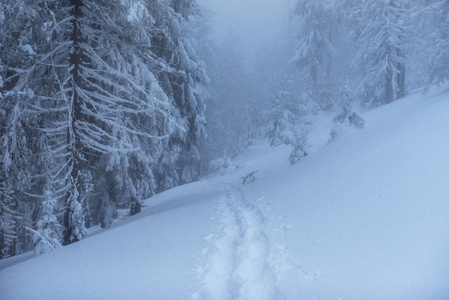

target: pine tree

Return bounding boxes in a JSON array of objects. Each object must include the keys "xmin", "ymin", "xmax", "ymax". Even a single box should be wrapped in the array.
[
  {"xmin": 0, "ymin": 22, "xmax": 13, "ymax": 258},
  {"xmin": 0, "ymin": 81, "xmax": 34, "ymax": 257},
  {"xmin": 148, "ymin": 0, "xmax": 207, "ymax": 185},
  {"xmin": 31, "ymin": 188, "xmax": 62, "ymax": 256},
  {"xmin": 291, "ymin": 0, "xmax": 336, "ymax": 110},
  {"xmin": 346, "ymin": 0, "xmax": 411, "ymax": 106},
  {"xmin": 0, "ymin": 0, "xmax": 45, "ymax": 256},
  {"xmin": 289, "ymin": 131, "xmax": 308, "ymax": 165},
  {"xmin": 0, "ymin": 0, "xmax": 210, "ymax": 251},
  {"xmin": 329, "ymin": 83, "xmax": 365, "ymax": 144},
  {"xmin": 291, "ymin": 0, "xmax": 336, "ymax": 86},
  {"xmin": 427, "ymin": 0, "xmax": 449, "ymax": 85},
  {"xmin": 268, "ymin": 75, "xmax": 299, "ymax": 147},
  {"xmin": 268, "ymin": 72, "xmax": 311, "ymax": 165},
  {"xmin": 0, "ymin": 170, "xmax": 16, "ymax": 258}
]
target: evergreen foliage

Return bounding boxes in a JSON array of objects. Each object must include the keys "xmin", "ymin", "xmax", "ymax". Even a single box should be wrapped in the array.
[
  {"xmin": 329, "ymin": 84, "xmax": 365, "ymax": 144},
  {"xmin": 32, "ymin": 189, "xmax": 62, "ymax": 256},
  {"xmin": 0, "ymin": 0, "xmax": 209, "ymax": 255},
  {"xmin": 426, "ymin": 0, "xmax": 449, "ymax": 85},
  {"xmin": 268, "ymin": 73, "xmax": 311, "ymax": 165},
  {"xmin": 268, "ymin": 75, "xmax": 299, "ymax": 147},
  {"xmin": 344, "ymin": 0, "xmax": 411, "ymax": 106},
  {"xmin": 291, "ymin": 0, "xmax": 336, "ymax": 110},
  {"xmin": 291, "ymin": 0, "xmax": 336, "ymax": 88},
  {"xmin": 289, "ymin": 130, "xmax": 308, "ymax": 165}
]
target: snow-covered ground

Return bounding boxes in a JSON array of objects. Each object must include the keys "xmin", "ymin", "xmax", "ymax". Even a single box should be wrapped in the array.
[{"xmin": 1, "ymin": 88, "xmax": 449, "ymax": 299}]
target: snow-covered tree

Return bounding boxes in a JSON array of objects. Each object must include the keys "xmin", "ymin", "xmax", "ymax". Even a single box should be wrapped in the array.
[
  {"xmin": 291, "ymin": 0, "xmax": 336, "ymax": 86},
  {"xmin": 267, "ymin": 71, "xmax": 312, "ymax": 165},
  {"xmin": 0, "ymin": 0, "xmax": 44, "ymax": 257},
  {"xmin": 57, "ymin": 0, "xmax": 207, "ymax": 240},
  {"xmin": 0, "ymin": 190, "xmax": 16, "ymax": 258},
  {"xmin": 0, "ymin": 89, "xmax": 33, "ymax": 257},
  {"xmin": 426, "ymin": 0, "xmax": 449, "ymax": 85},
  {"xmin": 147, "ymin": 0, "xmax": 207, "ymax": 185},
  {"xmin": 289, "ymin": 130, "xmax": 308, "ymax": 165},
  {"xmin": 328, "ymin": 83, "xmax": 365, "ymax": 144},
  {"xmin": 268, "ymin": 75, "xmax": 299, "ymax": 146},
  {"xmin": 346, "ymin": 0, "xmax": 411, "ymax": 106},
  {"xmin": 0, "ymin": 151, "xmax": 16, "ymax": 258},
  {"xmin": 32, "ymin": 189, "xmax": 62, "ymax": 256},
  {"xmin": 291, "ymin": 0, "xmax": 336, "ymax": 110},
  {"xmin": 0, "ymin": 41, "xmax": 15, "ymax": 258},
  {"xmin": 0, "ymin": 0, "xmax": 210, "ymax": 250}
]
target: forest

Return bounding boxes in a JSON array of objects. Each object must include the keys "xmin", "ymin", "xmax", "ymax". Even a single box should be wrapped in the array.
[{"xmin": 0, "ymin": 0, "xmax": 448, "ymax": 261}]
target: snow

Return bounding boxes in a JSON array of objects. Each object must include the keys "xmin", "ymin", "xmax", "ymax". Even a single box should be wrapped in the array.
[
  {"xmin": 20, "ymin": 44, "xmax": 36, "ymax": 55},
  {"xmin": 1, "ymin": 88, "xmax": 449, "ymax": 299}
]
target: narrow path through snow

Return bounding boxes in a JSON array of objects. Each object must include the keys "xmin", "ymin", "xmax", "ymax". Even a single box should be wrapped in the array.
[{"xmin": 193, "ymin": 182, "xmax": 286, "ymax": 300}]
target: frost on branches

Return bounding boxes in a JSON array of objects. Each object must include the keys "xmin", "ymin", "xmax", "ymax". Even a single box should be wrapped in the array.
[
  {"xmin": 31, "ymin": 190, "xmax": 62, "ymax": 256},
  {"xmin": 345, "ymin": 0, "xmax": 411, "ymax": 106},
  {"xmin": 0, "ymin": 0, "xmax": 209, "ymax": 253},
  {"xmin": 329, "ymin": 84, "xmax": 365, "ymax": 144}
]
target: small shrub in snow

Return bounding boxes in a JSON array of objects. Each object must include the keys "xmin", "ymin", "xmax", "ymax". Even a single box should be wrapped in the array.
[
  {"xmin": 329, "ymin": 85, "xmax": 365, "ymax": 144},
  {"xmin": 30, "ymin": 192, "xmax": 62, "ymax": 256},
  {"xmin": 289, "ymin": 144, "xmax": 308, "ymax": 165},
  {"xmin": 241, "ymin": 171, "xmax": 257, "ymax": 185},
  {"xmin": 208, "ymin": 157, "xmax": 234, "ymax": 175},
  {"xmin": 289, "ymin": 128, "xmax": 309, "ymax": 165}
]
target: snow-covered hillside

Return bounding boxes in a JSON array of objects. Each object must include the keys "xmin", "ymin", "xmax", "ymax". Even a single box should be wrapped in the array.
[{"xmin": 1, "ymin": 89, "xmax": 449, "ymax": 299}]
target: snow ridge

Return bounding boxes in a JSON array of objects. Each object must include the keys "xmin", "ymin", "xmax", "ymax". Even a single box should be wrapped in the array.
[{"xmin": 193, "ymin": 183, "xmax": 285, "ymax": 300}]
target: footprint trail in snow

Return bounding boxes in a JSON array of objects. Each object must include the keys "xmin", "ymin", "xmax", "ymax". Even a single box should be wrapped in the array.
[{"xmin": 192, "ymin": 183, "xmax": 287, "ymax": 300}]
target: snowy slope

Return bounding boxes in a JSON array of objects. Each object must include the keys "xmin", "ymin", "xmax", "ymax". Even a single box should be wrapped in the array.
[{"xmin": 1, "ymin": 88, "xmax": 449, "ymax": 300}]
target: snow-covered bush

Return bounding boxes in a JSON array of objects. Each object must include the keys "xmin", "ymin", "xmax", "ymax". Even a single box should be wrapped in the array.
[
  {"xmin": 32, "ymin": 191, "xmax": 62, "ymax": 256},
  {"xmin": 329, "ymin": 85, "xmax": 364, "ymax": 144}
]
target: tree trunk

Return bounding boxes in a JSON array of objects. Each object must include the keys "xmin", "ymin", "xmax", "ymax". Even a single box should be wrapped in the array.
[
  {"xmin": 64, "ymin": 0, "xmax": 84, "ymax": 246},
  {"xmin": 311, "ymin": 64, "xmax": 318, "ymax": 89},
  {"xmin": 327, "ymin": 29, "xmax": 332, "ymax": 83},
  {"xmin": 396, "ymin": 63, "xmax": 406, "ymax": 99},
  {"xmin": 385, "ymin": 63, "xmax": 393, "ymax": 104}
]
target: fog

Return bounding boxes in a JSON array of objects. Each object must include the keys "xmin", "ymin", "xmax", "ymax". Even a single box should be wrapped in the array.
[
  {"xmin": 194, "ymin": 0, "xmax": 437, "ymax": 165},
  {"xmin": 196, "ymin": 0, "xmax": 298, "ymax": 162},
  {"xmin": 198, "ymin": 0, "xmax": 291, "ymax": 67}
]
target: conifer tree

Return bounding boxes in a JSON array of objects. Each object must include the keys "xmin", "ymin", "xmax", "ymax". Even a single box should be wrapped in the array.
[
  {"xmin": 0, "ymin": 0, "xmax": 45, "ymax": 256},
  {"xmin": 346, "ymin": 0, "xmax": 411, "ymax": 106},
  {"xmin": 0, "ymin": 100, "xmax": 32, "ymax": 256},
  {"xmin": 0, "ymin": 0, "xmax": 210, "ymax": 251},
  {"xmin": 328, "ymin": 83, "xmax": 365, "ymax": 144},
  {"xmin": 268, "ymin": 75, "xmax": 299, "ymax": 147},
  {"xmin": 291, "ymin": 0, "xmax": 336, "ymax": 110},
  {"xmin": 147, "ymin": 0, "xmax": 207, "ymax": 185},
  {"xmin": 427, "ymin": 0, "xmax": 449, "ymax": 85},
  {"xmin": 32, "ymin": 188, "xmax": 62, "ymax": 256},
  {"xmin": 291, "ymin": 0, "xmax": 336, "ymax": 87}
]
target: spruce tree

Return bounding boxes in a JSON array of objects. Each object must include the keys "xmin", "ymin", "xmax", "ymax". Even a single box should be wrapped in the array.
[
  {"xmin": 0, "ymin": 0, "xmax": 210, "ymax": 251},
  {"xmin": 32, "ymin": 188, "xmax": 62, "ymax": 256},
  {"xmin": 147, "ymin": 0, "xmax": 207, "ymax": 186},
  {"xmin": 268, "ymin": 75, "xmax": 299, "ymax": 147},
  {"xmin": 427, "ymin": 0, "xmax": 449, "ymax": 85},
  {"xmin": 328, "ymin": 83, "xmax": 365, "ymax": 144},
  {"xmin": 291, "ymin": 0, "xmax": 336, "ymax": 110},
  {"xmin": 346, "ymin": 0, "xmax": 411, "ymax": 106}
]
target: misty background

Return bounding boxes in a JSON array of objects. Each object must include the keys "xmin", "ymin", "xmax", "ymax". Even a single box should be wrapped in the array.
[{"xmin": 199, "ymin": 0, "xmax": 290, "ymax": 62}]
